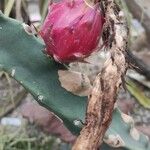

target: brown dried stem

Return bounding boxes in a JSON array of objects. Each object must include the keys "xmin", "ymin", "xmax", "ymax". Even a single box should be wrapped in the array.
[{"xmin": 72, "ymin": 0, "xmax": 129, "ymax": 150}]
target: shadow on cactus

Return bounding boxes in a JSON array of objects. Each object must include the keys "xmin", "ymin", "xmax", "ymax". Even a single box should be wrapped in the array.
[{"xmin": 0, "ymin": 12, "xmax": 149, "ymax": 150}]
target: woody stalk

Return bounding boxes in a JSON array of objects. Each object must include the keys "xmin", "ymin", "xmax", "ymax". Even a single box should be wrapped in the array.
[{"xmin": 72, "ymin": 0, "xmax": 129, "ymax": 149}]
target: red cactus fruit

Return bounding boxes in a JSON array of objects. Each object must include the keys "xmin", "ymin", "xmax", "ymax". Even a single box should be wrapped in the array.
[{"xmin": 40, "ymin": 0, "xmax": 104, "ymax": 63}]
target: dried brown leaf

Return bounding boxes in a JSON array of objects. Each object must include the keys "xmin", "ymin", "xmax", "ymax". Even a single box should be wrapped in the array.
[{"xmin": 58, "ymin": 70, "xmax": 92, "ymax": 97}]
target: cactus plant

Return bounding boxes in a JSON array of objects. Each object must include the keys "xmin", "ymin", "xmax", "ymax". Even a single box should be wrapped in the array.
[{"xmin": 0, "ymin": 13, "xmax": 150, "ymax": 150}]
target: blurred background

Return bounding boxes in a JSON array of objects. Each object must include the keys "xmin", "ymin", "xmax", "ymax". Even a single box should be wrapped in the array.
[{"xmin": 0, "ymin": 0, "xmax": 150, "ymax": 149}]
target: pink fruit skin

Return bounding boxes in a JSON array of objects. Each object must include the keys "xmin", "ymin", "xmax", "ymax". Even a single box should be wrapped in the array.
[{"xmin": 40, "ymin": 0, "xmax": 104, "ymax": 63}]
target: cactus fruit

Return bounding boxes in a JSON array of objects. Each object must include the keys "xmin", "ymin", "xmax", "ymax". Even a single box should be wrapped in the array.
[{"xmin": 40, "ymin": 0, "xmax": 104, "ymax": 63}]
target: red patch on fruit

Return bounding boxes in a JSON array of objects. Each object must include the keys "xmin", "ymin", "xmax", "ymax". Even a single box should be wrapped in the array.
[{"xmin": 40, "ymin": 0, "xmax": 104, "ymax": 63}]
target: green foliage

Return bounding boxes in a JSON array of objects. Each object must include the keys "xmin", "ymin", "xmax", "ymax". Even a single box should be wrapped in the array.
[
  {"xmin": 4, "ymin": 0, "xmax": 15, "ymax": 17},
  {"xmin": 0, "ymin": 13, "xmax": 150, "ymax": 150},
  {"xmin": 0, "ymin": 125, "xmax": 68, "ymax": 150},
  {"xmin": 127, "ymin": 80, "xmax": 150, "ymax": 109}
]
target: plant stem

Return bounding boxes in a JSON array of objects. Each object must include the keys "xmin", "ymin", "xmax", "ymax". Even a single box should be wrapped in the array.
[{"xmin": 72, "ymin": 0, "xmax": 129, "ymax": 149}]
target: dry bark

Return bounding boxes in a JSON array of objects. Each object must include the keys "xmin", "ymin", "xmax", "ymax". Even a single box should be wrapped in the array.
[{"xmin": 72, "ymin": 0, "xmax": 129, "ymax": 150}]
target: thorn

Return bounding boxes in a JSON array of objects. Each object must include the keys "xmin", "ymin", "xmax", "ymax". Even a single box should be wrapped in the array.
[
  {"xmin": 62, "ymin": 63, "xmax": 70, "ymax": 69},
  {"xmin": 31, "ymin": 23, "xmax": 39, "ymax": 34},
  {"xmin": 53, "ymin": 54, "xmax": 62, "ymax": 64}
]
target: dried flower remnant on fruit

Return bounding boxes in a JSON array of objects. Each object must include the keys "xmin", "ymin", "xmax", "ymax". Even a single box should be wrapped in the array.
[{"xmin": 40, "ymin": 0, "xmax": 104, "ymax": 63}]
